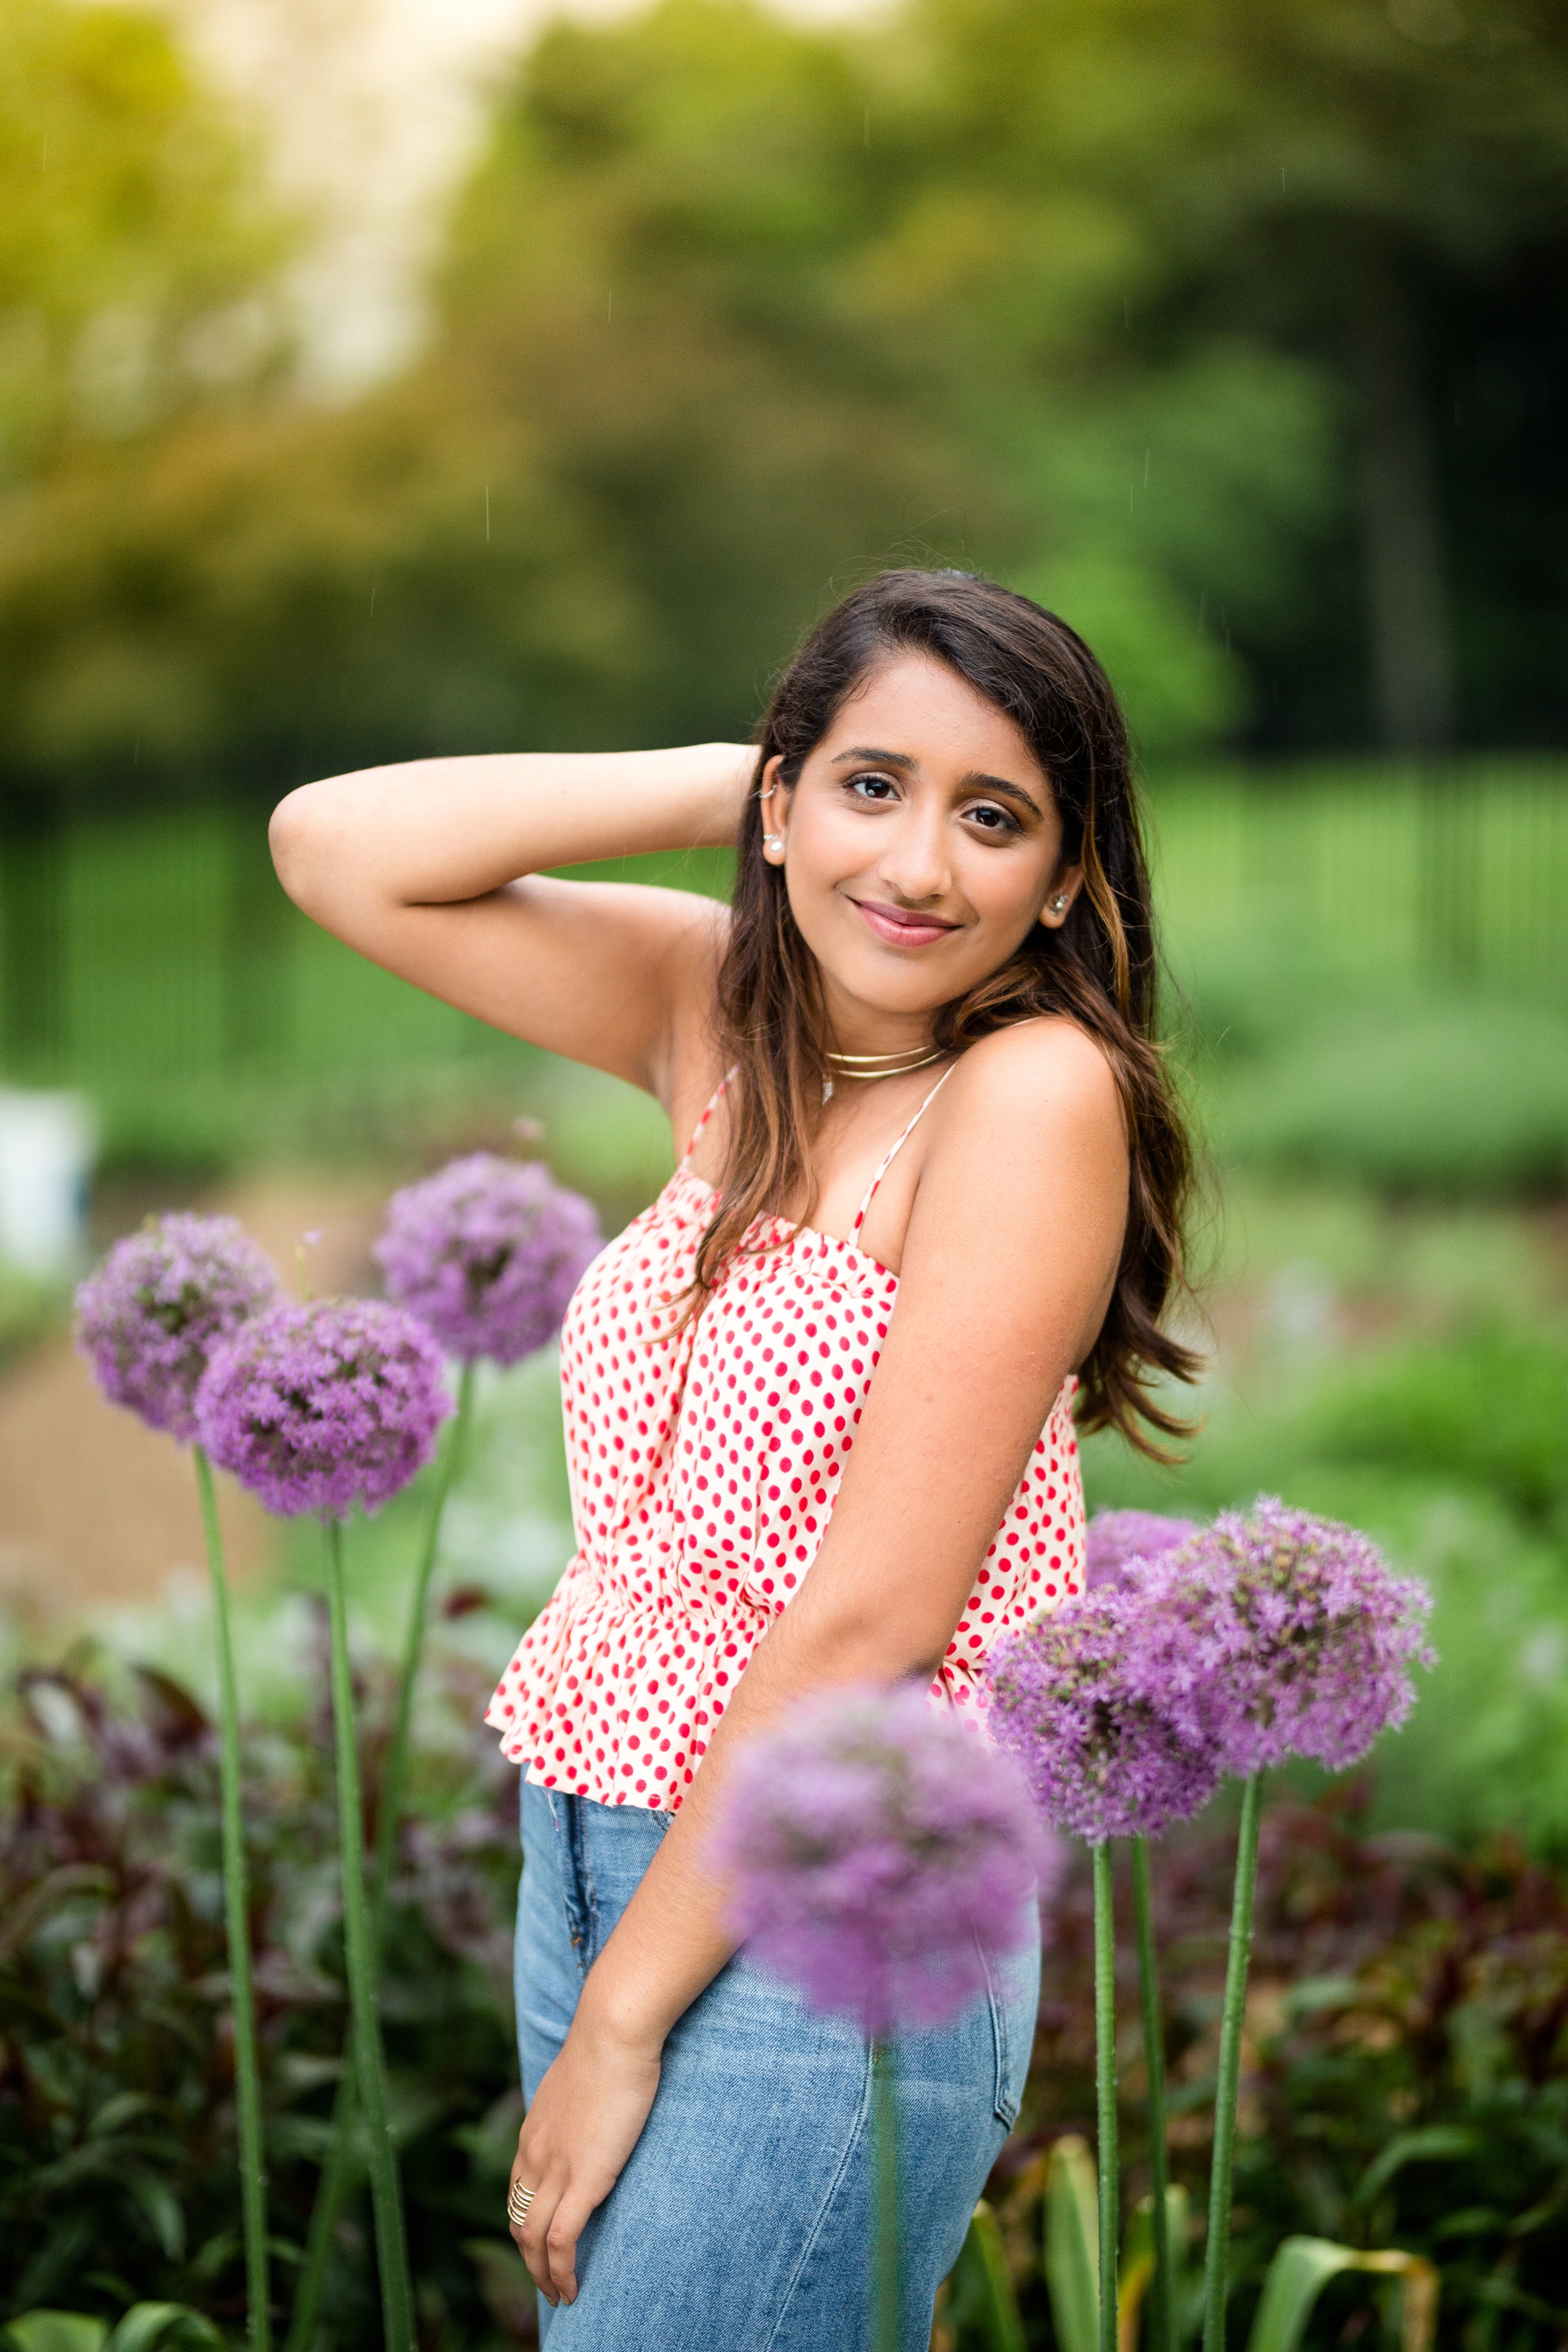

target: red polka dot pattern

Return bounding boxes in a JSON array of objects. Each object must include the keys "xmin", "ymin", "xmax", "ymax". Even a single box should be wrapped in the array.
[{"xmin": 485, "ymin": 1155, "xmax": 1085, "ymax": 1813}]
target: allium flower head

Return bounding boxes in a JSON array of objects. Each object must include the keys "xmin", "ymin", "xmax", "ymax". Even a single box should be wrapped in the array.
[
  {"xmin": 712, "ymin": 1683, "xmax": 1057, "ymax": 2042},
  {"xmin": 374, "ymin": 1153, "xmax": 601, "ymax": 1366},
  {"xmin": 75, "ymin": 1213, "xmax": 282, "ymax": 1443},
  {"xmin": 989, "ymin": 1589, "xmax": 1221, "ymax": 1843},
  {"xmin": 1125, "ymin": 1497, "xmax": 1436, "ymax": 1776},
  {"xmin": 195, "ymin": 1297, "xmax": 452, "ymax": 1518},
  {"xmin": 1085, "ymin": 1508, "xmax": 1199, "ymax": 1591}
]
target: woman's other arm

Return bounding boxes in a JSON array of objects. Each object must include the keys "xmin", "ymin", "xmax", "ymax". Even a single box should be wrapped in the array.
[
  {"xmin": 268, "ymin": 745, "xmax": 754, "ymax": 1099},
  {"xmin": 512, "ymin": 1017, "xmax": 1130, "ymax": 2304}
]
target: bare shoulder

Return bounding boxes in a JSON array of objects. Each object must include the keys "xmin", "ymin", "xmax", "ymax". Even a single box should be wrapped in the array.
[{"xmin": 935, "ymin": 1018, "xmax": 1126, "ymax": 1153}]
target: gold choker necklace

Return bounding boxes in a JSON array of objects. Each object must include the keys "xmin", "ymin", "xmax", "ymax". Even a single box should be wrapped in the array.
[{"xmin": 820, "ymin": 1044, "xmax": 945, "ymax": 1103}]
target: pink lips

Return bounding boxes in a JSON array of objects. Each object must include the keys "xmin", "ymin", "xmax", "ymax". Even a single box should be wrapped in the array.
[{"xmin": 851, "ymin": 898, "xmax": 961, "ymax": 949}]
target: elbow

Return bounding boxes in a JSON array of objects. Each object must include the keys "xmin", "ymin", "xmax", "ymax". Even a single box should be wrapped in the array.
[
  {"xmin": 269, "ymin": 785, "xmax": 332, "ymax": 913},
  {"xmin": 785, "ymin": 1589, "xmax": 949, "ymax": 1691}
]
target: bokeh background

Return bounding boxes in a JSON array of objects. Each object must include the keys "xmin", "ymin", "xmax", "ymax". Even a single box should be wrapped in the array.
[{"xmin": 3, "ymin": 0, "xmax": 1568, "ymax": 2339}]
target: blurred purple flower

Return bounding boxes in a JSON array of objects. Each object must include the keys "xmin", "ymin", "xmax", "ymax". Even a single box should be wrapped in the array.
[
  {"xmin": 373, "ymin": 1153, "xmax": 601, "ymax": 1367},
  {"xmin": 1125, "ymin": 1497, "xmax": 1436, "ymax": 1776},
  {"xmin": 1084, "ymin": 1508, "xmax": 1199, "ymax": 1591},
  {"xmin": 989, "ymin": 1590, "xmax": 1222, "ymax": 1843},
  {"xmin": 712, "ymin": 1683, "xmax": 1058, "ymax": 2042},
  {"xmin": 75, "ymin": 1213, "xmax": 282, "ymax": 1443},
  {"xmin": 195, "ymin": 1297, "xmax": 452, "ymax": 1518}
]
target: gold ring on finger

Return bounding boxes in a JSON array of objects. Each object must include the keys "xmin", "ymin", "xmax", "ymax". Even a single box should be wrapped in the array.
[{"xmin": 507, "ymin": 2181, "xmax": 536, "ymax": 2228}]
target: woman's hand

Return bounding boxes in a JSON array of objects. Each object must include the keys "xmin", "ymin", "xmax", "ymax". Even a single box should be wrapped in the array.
[{"xmin": 509, "ymin": 2009, "xmax": 665, "ymax": 2307}]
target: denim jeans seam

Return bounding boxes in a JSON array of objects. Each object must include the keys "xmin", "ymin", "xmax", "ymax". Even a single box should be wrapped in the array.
[
  {"xmin": 758, "ymin": 2038, "xmax": 877, "ymax": 2352},
  {"xmin": 976, "ymin": 1933, "xmax": 1017, "ymax": 2129},
  {"xmin": 572, "ymin": 1798, "xmax": 601, "ymax": 1973}
]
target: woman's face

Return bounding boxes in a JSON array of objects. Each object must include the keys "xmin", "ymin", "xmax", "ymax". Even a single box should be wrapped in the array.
[{"xmin": 763, "ymin": 652, "xmax": 1081, "ymax": 1041}]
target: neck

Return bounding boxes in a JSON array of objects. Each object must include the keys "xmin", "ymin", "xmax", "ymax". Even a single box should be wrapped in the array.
[{"xmin": 817, "ymin": 982, "xmax": 935, "ymax": 1065}]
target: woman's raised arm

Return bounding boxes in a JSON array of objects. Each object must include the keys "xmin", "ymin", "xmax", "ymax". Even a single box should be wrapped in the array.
[{"xmin": 268, "ymin": 745, "xmax": 754, "ymax": 1099}]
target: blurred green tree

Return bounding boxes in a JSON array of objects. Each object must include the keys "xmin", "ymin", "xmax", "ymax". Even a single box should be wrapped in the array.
[
  {"xmin": 0, "ymin": 0, "xmax": 289, "ymax": 479},
  {"xmin": 1, "ymin": 0, "xmax": 1566, "ymax": 831}
]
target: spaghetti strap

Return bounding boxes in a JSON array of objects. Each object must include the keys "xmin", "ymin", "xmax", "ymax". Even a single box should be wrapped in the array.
[
  {"xmin": 851, "ymin": 1064, "xmax": 958, "ymax": 1237},
  {"xmin": 680, "ymin": 1069, "xmax": 735, "ymax": 1169}
]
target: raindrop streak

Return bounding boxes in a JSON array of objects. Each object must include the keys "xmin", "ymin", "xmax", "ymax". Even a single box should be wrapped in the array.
[
  {"xmin": 485, "ymin": 488, "xmax": 491, "ymax": 543},
  {"xmin": 369, "ymin": 571, "xmax": 379, "ymax": 619},
  {"xmin": 865, "ymin": 108, "xmax": 871, "ymax": 147},
  {"xmin": 1143, "ymin": 448, "xmax": 1150, "ymax": 488},
  {"xmin": 608, "ymin": 292, "xmax": 612, "ymax": 323}
]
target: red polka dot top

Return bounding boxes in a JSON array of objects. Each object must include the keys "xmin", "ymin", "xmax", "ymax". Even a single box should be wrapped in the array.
[{"xmin": 485, "ymin": 1071, "xmax": 1086, "ymax": 1810}]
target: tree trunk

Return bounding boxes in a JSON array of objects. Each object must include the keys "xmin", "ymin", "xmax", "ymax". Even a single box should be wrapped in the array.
[{"xmin": 1350, "ymin": 257, "xmax": 1454, "ymax": 753}]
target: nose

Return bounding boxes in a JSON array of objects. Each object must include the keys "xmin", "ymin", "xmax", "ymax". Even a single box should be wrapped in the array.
[{"xmin": 874, "ymin": 798, "xmax": 952, "ymax": 904}]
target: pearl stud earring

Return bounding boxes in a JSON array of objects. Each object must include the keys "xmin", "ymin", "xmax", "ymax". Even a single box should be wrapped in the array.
[
  {"xmin": 1050, "ymin": 893, "xmax": 1069, "ymax": 913},
  {"xmin": 764, "ymin": 833, "xmax": 783, "ymax": 852}
]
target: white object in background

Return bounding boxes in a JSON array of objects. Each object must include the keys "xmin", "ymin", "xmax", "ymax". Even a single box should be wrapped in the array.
[{"xmin": 0, "ymin": 1089, "xmax": 97, "ymax": 1276}]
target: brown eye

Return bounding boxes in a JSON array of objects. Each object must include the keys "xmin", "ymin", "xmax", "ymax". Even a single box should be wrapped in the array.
[{"xmin": 967, "ymin": 802, "xmax": 1019, "ymax": 836}]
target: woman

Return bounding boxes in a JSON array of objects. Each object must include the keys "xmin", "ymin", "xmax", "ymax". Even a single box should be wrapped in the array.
[{"xmin": 270, "ymin": 568, "xmax": 1197, "ymax": 2349}]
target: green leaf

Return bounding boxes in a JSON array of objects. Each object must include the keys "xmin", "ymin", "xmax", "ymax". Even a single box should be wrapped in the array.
[
  {"xmin": 1353, "ymin": 2126, "xmax": 1480, "ymax": 2208},
  {"xmin": 105, "ymin": 2306, "xmax": 222, "ymax": 2352},
  {"xmin": 1244, "ymin": 2238, "xmax": 1439, "ymax": 2352},
  {"xmin": 1044, "ymin": 2134, "xmax": 1100, "ymax": 2352},
  {"xmin": 2, "ymin": 2318, "xmax": 110, "ymax": 2352},
  {"xmin": 0, "ymin": 1866, "xmax": 116, "ymax": 1964},
  {"xmin": 947, "ymin": 2203, "xmax": 1028, "ymax": 2352},
  {"xmin": 119, "ymin": 2169, "xmax": 186, "ymax": 2263},
  {"xmin": 1118, "ymin": 2187, "xmax": 1192, "ymax": 2352}
]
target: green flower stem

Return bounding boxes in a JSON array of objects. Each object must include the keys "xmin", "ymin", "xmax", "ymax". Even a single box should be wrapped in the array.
[
  {"xmin": 1202, "ymin": 1773, "xmax": 1264, "ymax": 2352},
  {"xmin": 1092, "ymin": 1841, "xmax": 1119, "ymax": 2352},
  {"xmin": 193, "ymin": 1445, "xmax": 271, "ymax": 2352},
  {"xmin": 285, "ymin": 1372, "xmax": 475, "ymax": 2352},
  {"xmin": 373, "ymin": 1359, "xmax": 477, "ymax": 1927},
  {"xmin": 872, "ymin": 2042, "xmax": 900, "ymax": 2352},
  {"xmin": 324, "ymin": 1518, "xmax": 415, "ymax": 2352},
  {"xmin": 283, "ymin": 2068, "xmax": 355, "ymax": 2352},
  {"xmin": 1132, "ymin": 1835, "xmax": 1175, "ymax": 2352}
]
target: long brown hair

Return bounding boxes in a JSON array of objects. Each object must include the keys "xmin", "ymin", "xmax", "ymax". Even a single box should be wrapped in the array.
[{"xmin": 696, "ymin": 567, "xmax": 1201, "ymax": 1457}]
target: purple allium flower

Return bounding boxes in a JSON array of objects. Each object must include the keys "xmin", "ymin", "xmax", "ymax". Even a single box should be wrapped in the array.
[
  {"xmin": 75, "ymin": 1213, "xmax": 283, "ymax": 1443},
  {"xmin": 194, "ymin": 1297, "xmax": 452, "ymax": 1518},
  {"xmin": 988, "ymin": 1590, "xmax": 1222, "ymax": 1843},
  {"xmin": 1125, "ymin": 1497, "xmax": 1436, "ymax": 1776},
  {"xmin": 711, "ymin": 1683, "xmax": 1058, "ymax": 2042},
  {"xmin": 1085, "ymin": 1508, "xmax": 1199, "ymax": 1591},
  {"xmin": 373, "ymin": 1152, "xmax": 601, "ymax": 1366}
]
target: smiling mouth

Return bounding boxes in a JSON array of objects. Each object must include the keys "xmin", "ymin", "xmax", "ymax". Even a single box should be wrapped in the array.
[{"xmin": 849, "ymin": 897, "xmax": 963, "ymax": 949}]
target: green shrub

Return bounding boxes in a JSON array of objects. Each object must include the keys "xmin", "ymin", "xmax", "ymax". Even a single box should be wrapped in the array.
[
  {"xmin": 0, "ymin": 1649, "xmax": 528, "ymax": 2349},
  {"xmin": 1312, "ymin": 1327, "xmax": 1568, "ymax": 1523},
  {"xmin": 975, "ymin": 1790, "xmax": 1568, "ymax": 2352},
  {"xmin": 1215, "ymin": 1002, "xmax": 1568, "ymax": 1195}
]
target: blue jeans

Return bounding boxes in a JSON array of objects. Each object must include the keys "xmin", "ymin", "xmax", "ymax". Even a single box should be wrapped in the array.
[{"xmin": 514, "ymin": 1780, "xmax": 1040, "ymax": 2351}]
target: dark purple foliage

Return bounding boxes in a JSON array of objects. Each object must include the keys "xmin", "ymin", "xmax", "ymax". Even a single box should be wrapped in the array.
[
  {"xmin": 195, "ymin": 1297, "xmax": 452, "ymax": 1518},
  {"xmin": 712, "ymin": 1683, "xmax": 1058, "ymax": 2042},
  {"xmin": 1124, "ymin": 1497, "xmax": 1436, "ymax": 1776},
  {"xmin": 74, "ymin": 1213, "xmax": 282, "ymax": 1443},
  {"xmin": 374, "ymin": 1153, "xmax": 601, "ymax": 1366},
  {"xmin": 989, "ymin": 1589, "xmax": 1222, "ymax": 1843}
]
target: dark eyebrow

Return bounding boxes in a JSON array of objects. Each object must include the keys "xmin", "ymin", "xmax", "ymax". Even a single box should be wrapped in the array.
[
  {"xmin": 830, "ymin": 746, "xmax": 1044, "ymax": 820},
  {"xmin": 832, "ymin": 746, "xmax": 917, "ymax": 772}
]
